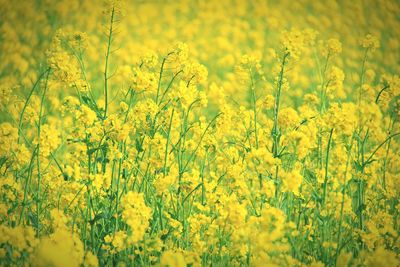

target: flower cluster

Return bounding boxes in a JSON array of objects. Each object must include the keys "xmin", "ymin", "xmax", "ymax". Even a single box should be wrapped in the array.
[{"xmin": 1, "ymin": 0, "xmax": 400, "ymax": 266}]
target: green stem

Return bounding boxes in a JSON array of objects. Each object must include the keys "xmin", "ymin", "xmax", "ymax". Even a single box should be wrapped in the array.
[
  {"xmin": 19, "ymin": 146, "xmax": 38, "ymax": 224},
  {"xmin": 272, "ymin": 52, "xmax": 289, "ymax": 157},
  {"xmin": 163, "ymin": 108, "xmax": 175, "ymax": 176},
  {"xmin": 36, "ymin": 69, "xmax": 50, "ymax": 236},
  {"xmin": 18, "ymin": 68, "xmax": 50, "ymax": 144},
  {"xmin": 103, "ymin": 6, "xmax": 115, "ymax": 118},
  {"xmin": 357, "ymin": 48, "xmax": 369, "ymax": 130},
  {"xmin": 249, "ymin": 70, "xmax": 258, "ymax": 148},
  {"xmin": 335, "ymin": 137, "xmax": 354, "ymax": 264},
  {"xmin": 322, "ymin": 128, "xmax": 334, "ymax": 206}
]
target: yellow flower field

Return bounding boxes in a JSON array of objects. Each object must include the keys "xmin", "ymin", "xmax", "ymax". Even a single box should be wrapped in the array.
[{"xmin": 1, "ymin": 0, "xmax": 400, "ymax": 266}]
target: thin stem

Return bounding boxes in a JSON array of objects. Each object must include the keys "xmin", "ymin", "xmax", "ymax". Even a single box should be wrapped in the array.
[
  {"xmin": 357, "ymin": 48, "xmax": 369, "ymax": 130},
  {"xmin": 272, "ymin": 52, "xmax": 289, "ymax": 157},
  {"xmin": 36, "ymin": 69, "xmax": 50, "ymax": 236},
  {"xmin": 103, "ymin": 6, "xmax": 116, "ymax": 118},
  {"xmin": 18, "ymin": 68, "xmax": 50, "ymax": 144},
  {"xmin": 322, "ymin": 128, "xmax": 334, "ymax": 206},
  {"xmin": 250, "ymin": 70, "xmax": 258, "ymax": 148},
  {"xmin": 335, "ymin": 137, "xmax": 354, "ymax": 263},
  {"xmin": 163, "ymin": 108, "xmax": 175, "ymax": 176}
]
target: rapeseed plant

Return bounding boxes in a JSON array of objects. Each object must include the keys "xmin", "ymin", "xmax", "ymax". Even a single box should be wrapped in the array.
[{"xmin": 0, "ymin": 0, "xmax": 400, "ymax": 266}]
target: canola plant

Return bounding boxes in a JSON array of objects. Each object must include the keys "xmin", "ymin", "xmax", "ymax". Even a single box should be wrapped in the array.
[{"xmin": 0, "ymin": 0, "xmax": 400, "ymax": 266}]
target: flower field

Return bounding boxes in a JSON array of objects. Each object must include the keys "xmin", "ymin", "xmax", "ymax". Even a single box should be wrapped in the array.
[{"xmin": 1, "ymin": 0, "xmax": 400, "ymax": 266}]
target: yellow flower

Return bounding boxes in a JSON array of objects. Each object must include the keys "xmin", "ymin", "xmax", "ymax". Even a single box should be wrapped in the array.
[
  {"xmin": 160, "ymin": 250, "xmax": 186, "ymax": 267},
  {"xmin": 325, "ymin": 38, "xmax": 342, "ymax": 55},
  {"xmin": 121, "ymin": 191, "xmax": 152, "ymax": 244},
  {"xmin": 361, "ymin": 34, "xmax": 380, "ymax": 51}
]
